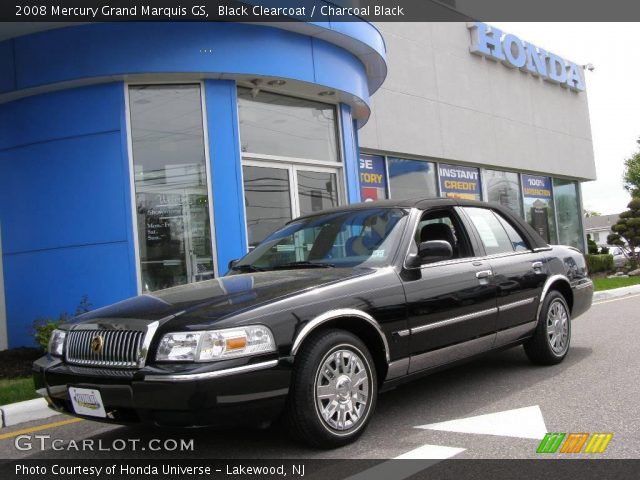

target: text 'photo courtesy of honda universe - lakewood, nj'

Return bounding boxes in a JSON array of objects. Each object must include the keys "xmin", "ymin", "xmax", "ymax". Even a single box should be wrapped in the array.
[{"xmin": 34, "ymin": 198, "xmax": 593, "ymax": 448}]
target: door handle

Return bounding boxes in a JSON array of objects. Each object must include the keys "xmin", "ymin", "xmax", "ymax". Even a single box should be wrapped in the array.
[
  {"xmin": 476, "ymin": 270, "xmax": 493, "ymax": 279},
  {"xmin": 532, "ymin": 261, "xmax": 544, "ymax": 273}
]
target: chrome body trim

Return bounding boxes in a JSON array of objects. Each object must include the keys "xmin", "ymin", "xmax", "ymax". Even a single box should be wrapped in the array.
[
  {"xmin": 411, "ymin": 307, "xmax": 498, "ymax": 334},
  {"xmin": 144, "ymin": 359, "xmax": 279, "ymax": 382},
  {"xmin": 536, "ymin": 274, "xmax": 572, "ymax": 320},
  {"xmin": 291, "ymin": 308, "xmax": 391, "ymax": 362},
  {"xmin": 498, "ymin": 297, "xmax": 536, "ymax": 312},
  {"xmin": 393, "ymin": 329, "xmax": 410, "ymax": 337},
  {"xmin": 574, "ymin": 279, "xmax": 594, "ymax": 290}
]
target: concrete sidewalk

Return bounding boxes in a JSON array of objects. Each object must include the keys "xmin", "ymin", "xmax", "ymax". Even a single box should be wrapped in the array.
[{"xmin": 593, "ymin": 284, "xmax": 640, "ymax": 302}]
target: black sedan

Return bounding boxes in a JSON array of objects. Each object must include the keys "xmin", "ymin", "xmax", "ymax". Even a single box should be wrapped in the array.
[{"xmin": 34, "ymin": 198, "xmax": 593, "ymax": 447}]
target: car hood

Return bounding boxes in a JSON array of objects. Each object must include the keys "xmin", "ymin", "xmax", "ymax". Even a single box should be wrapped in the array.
[{"xmin": 74, "ymin": 268, "xmax": 375, "ymax": 324}]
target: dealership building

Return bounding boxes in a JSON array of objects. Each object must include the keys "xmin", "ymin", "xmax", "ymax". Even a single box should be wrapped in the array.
[{"xmin": 0, "ymin": 20, "xmax": 595, "ymax": 348}]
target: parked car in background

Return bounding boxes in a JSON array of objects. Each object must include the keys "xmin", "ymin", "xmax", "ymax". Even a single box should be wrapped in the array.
[
  {"xmin": 607, "ymin": 245, "xmax": 631, "ymax": 268},
  {"xmin": 34, "ymin": 199, "xmax": 593, "ymax": 448}
]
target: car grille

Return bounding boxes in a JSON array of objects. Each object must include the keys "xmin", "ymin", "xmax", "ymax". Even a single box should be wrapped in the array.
[{"xmin": 65, "ymin": 329, "xmax": 146, "ymax": 368}]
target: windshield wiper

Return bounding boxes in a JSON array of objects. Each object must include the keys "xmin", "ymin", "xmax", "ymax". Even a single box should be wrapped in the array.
[
  {"xmin": 271, "ymin": 261, "xmax": 335, "ymax": 270},
  {"xmin": 230, "ymin": 264, "xmax": 266, "ymax": 273}
]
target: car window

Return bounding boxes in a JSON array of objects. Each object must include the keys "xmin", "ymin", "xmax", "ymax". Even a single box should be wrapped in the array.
[
  {"xmin": 233, "ymin": 208, "xmax": 408, "ymax": 270},
  {"xmin": 415, "ymin": 209, "xmax": 471, "ymax": 259},
  {"xmin": 462, "ymin": 207, "xmax": 515, "ymax": 256},
  {"xmin": 494, "ymin": 212, "xmax": 529, "ymax": 251}
]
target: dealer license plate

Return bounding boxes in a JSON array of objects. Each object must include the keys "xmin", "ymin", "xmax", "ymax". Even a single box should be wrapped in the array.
[{"xmin": 69, "ymin": 387, "xmax": 107, "ymax": 418}]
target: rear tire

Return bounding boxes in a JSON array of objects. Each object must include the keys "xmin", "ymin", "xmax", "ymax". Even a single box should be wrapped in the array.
[
  {"xmin": 285, "ymin": 329, "xmax": 377, "ymax": 448},
  {"xmin": 524, "ymin": 290, "xmax": 571, "ymax": 365}
]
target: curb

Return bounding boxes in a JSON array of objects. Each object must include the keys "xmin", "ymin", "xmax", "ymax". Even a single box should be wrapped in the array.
[
  {"xmin": 0, "ymin": 398, "xmax": 60, "ymax": 428},
  {"xmin": 593, "ymin": 284, "xmax": 640, "ymax": 302}
]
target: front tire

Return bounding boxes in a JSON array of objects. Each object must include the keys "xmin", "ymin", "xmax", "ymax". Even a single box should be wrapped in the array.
[
  {"xmin": 524, "ymin": 290, "xmax": 571, "ymax": 365},
  {"xmin": 286, "ymin": 329, "xmax": 377, "ymax": 448}
]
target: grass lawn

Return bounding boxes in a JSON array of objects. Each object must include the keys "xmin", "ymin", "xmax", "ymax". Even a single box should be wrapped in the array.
[
  {"xmin": 0, "ymin": 377, "xmax": 37, "ymax": 406},
  {"xmin": 593, "ymin": 275, "xmax": 640, "ymax": 292}
]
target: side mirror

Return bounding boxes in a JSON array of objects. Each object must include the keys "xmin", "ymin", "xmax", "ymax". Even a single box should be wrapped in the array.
[
  {"xmin": 417, "ymin": 240, "xmax": 453, "ymax": 264},
  {"xmin": 228, "ymin": 259, "xmax": 239, "ymax": 271}
]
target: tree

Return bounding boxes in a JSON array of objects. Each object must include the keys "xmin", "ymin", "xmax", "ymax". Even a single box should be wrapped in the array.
[
  {"xmin": 583, "ymin": 209, "xmax": 601, "ymax": 218},
  {"xmin": 623, "ymin": 138, "xmax": 640, "ymax": 197},
  {"xmin": 607, "ymin": 198, "xmax": 640, "ymax": 263},
  {"xmin": 586, "ymin": 233, "xmax": 599, "ymax": 255}
]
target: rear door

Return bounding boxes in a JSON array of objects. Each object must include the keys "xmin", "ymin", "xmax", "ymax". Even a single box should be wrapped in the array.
[
  {"xmin": 460, "ymin": 207, "xmax": 548, "ymax": 346},
  {"xmin": 401, "ymin": 207, "xmax": 498, "ymax": 373}
]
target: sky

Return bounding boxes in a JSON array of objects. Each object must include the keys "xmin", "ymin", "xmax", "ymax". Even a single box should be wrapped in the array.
[{"xmin": 494, "ymin": 22, "xmax": 638, "ymax": 215}]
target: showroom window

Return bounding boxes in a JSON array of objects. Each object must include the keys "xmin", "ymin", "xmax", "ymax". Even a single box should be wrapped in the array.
[
  {"xmin": 553, "ymin": 178, "xmax": 585, "ymax": 251},
  {"xmin": 129, "ymin": 84, "xmax": 215, "ymax": 292},
  {"xmin": 237, "ymin": 88, "xmax": 344, "ymax": 248},
  {"xmin": 387, "ymin": 157, "xmax": 438, "ymax": 200},
  {"xmin": 482, "ymin": 169, "xmax": 523, "ymax": 216},
  {"xmin": 521, "ymin": 174, "xmax": 557, "ymax": 244}
]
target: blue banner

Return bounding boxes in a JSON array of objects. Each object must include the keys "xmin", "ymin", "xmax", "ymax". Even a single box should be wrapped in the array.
[
  {"xmin": 438, "ymin": 164, "xmax": 481, "ymax": 200},
  {"xmin": 522, "ymin": 175, "xmax": 552, "ymax": 199},
  {"xmin": 359, "ymin": 154, "xmax": 387, "ymax": 201}
]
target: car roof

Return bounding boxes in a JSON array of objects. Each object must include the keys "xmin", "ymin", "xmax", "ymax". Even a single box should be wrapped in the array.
[{"xmin": 294, "ymin": 197, "xmax": 499, "ymax": 220}]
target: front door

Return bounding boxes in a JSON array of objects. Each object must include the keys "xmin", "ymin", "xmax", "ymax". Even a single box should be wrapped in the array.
[
  {"xmin": 402, "ymin": 208, "xmax": 497, "ymax": 373},
  {"xmin": 242, "ymin": 162, "xmax": 343, "ymax": 249}
]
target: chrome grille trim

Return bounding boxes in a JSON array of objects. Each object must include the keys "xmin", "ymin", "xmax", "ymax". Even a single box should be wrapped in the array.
[{"xmin": 65, "ymin": 321, "xmax": 158, "ymax": 369}]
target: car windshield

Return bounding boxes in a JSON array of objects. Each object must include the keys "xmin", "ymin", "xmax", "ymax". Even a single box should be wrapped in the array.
[{"xmin": 232, "ymin": 208, "xmax": 409, "ymax": 271}]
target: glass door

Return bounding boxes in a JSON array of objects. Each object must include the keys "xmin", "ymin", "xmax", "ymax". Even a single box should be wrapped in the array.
[
  {"xmin": 242, "ymin": 162, "xmax": 342, "ymax": 250},
  {"xmin": 129, "ymin": 85, "xmax": 215, "ymax": 292}
]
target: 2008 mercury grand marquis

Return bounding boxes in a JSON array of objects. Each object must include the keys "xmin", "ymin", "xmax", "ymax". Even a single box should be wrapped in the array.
[{"xmin": 34, "ymin": 198, "xmax": 593, "ymax": 447}]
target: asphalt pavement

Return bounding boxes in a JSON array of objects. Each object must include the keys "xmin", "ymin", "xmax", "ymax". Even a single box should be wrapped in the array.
[{"xmin": 1, "ymin": 293, "xmax": 639, "ymax": 461}]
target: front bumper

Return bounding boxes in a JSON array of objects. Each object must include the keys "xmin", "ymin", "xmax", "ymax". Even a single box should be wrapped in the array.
[{"xmin": 33, "ymin": 355, "xmax": 291, "ymax": 428}]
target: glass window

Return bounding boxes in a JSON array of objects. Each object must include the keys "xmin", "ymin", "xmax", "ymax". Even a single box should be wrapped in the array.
[
  {"xmin": 237, "ymin": 88, "xmax": 338, "ymax": 162},
  {"xmin": 297, "ymin": 170, "xmax": 339, "ymax": 216},
  {"xmin": 416, "ymin": 209, "xmax": 472, "ymax": 259},
  {"xmin": 521, "ymin": 174, "xmax": 557, "ymax": 244},
  {"xmin": 129, "ymin": 85, "xmax": 214, "ymax": 292},
  {"xmin": 553, "ymin": 178, "xmax": 585, "ymax": 251},
  {"xmin": 243, "ymin": 165, "xmax": 292, "ymax": 250},
  {"xmin": 495, "ymin": 212, "xmax": 529, "ymax": 251},
  {"xmin": 482, "ymin": 169, "xmax": 523, "ymax": 216},
  {"xmin": 463, "ymin": 207, "xmax": 515, "ymax": 255},
  {"xmin": 387, "ymin": 157, "xmax": 438, "ymax": 200},
  {"xmin": 438, "ymin": 164, "xmax": 481, "ymax": 200},
  {"xmin": 359, "ymin": 154, "xmax": 388, "ymax": 201},
  {"xmin": 232, "ymin": 208, "xmax": 408, "ymax": 271}
]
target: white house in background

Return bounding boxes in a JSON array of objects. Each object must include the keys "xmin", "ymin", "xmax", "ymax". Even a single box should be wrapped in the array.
[{"xmin": 584, "ymin": 214, "xmax": 620, "ymax": 246}]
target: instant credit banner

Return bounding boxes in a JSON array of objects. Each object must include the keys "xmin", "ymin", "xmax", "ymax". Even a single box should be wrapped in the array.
[
  {"xmin": 359, "ymin": 154, "xmax": 387, "ymax": 202},
  {"xmin": 438, "ymin": 164, "xmax": 481, "ymax": 200},
  {"xmin": 521, "ymin": 174, "xmax": 553, "ymax": 199}
]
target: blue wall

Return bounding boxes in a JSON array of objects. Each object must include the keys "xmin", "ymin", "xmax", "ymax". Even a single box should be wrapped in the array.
[
  {"xmin": 0, "ymin": 83, "xmax": 138, "ymax": 347},
  {"xmin": 0, "ymin": 21, "xmax": 384, "ymax": 348}
]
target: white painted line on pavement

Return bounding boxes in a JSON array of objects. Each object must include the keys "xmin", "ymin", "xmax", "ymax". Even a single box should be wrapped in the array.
[
  {"xmin": 415, "ymin": 405, "xmax": 547, "ymax": 440},
  {"xmin": 344, "ymin": 444, "xmax": 465, "ymax": 480}
]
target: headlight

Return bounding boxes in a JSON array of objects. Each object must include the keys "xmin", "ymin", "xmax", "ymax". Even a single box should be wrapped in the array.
[
  {"xmin": 155, "ymin": 325, "xmax": 276, "ymax": 362},
  {"xmin": 48, "ymin": 329, "xmax": 66, "ymax": 357}
]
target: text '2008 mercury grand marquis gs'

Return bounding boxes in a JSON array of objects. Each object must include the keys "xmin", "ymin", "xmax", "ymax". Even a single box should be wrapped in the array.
[{"xmin": 34, "ymin": 198, "xmax": 593, "ymax": 447}]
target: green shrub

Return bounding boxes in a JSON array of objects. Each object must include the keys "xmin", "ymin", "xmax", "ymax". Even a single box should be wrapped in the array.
[
  {"xmin": 600, "ymin": 245, "xmax": 610, "ymax": 255},
  {"xmin": 32, "ymin": 295, "xmax": 92, "ymax": 351},
  {"xmin": 586, "ymin": 254, "xmax": 614, "ymax": 273}
]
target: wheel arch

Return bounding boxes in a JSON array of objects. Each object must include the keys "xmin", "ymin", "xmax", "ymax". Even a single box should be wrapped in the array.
[
  {"xmin": 290, "ymin": 309, "xmax": 390, "ymax": 383},
  {"xmin": 537, "ymin": 275, "xmax": 574, "ymax": 319}
]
